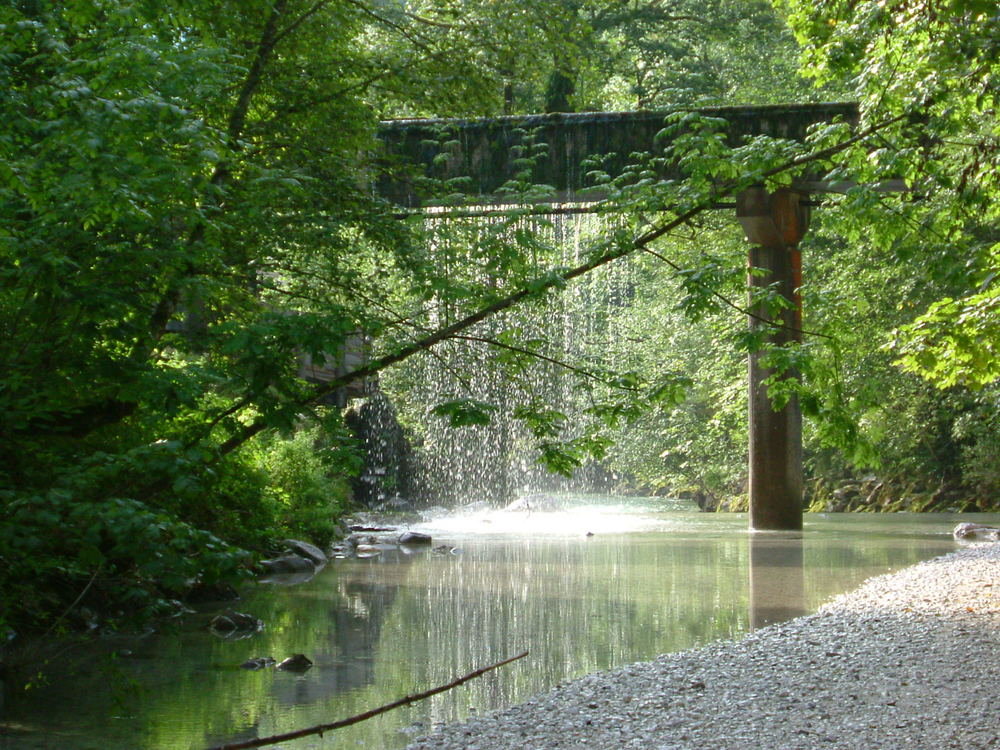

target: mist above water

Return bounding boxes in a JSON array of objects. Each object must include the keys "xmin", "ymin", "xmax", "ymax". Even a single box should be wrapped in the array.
[{"xmin": 411, "ymin": 492, "xmax": 699, "ymax": 537}]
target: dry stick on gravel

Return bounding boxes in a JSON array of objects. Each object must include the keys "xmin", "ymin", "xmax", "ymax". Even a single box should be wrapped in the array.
[{"xmin": 203, "ymin": 650, "xmax": 530, "ymax": 750}]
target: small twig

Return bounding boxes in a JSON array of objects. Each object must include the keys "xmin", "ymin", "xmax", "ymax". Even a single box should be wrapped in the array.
[
  {"xmin": 341, "ymin": 0, "xmax": 435, "ymax": 54},
  {"xmin": 271, "ymin": 0, "xmax": 330, "ymax": 46},
  {"xmin": 403, "ymin": 10, "xmax": 455, "ymax": 28},
  {"xmin": 640, "ymin": 246, "xmax": 836, "ymax": 340},
  {"xmin": 424, "ymin": 339, "xmax": 478, "ymax": 395},
  {"xmin": 449, "ymin": 334, "xmax": 636, "ymax": 389},
  {"xmin": 183, "ymin": 396, "xmax": 254, "ymax": 451},
  {"xmin": 203, "ymin": 650, "xmax": 529, "ymax": 750},
  {"xmin": 40, "ymin": 562, "xmax": 103, "ymax": 641}
]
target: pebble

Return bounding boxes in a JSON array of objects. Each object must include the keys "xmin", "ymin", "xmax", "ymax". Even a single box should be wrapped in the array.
[{"xmin": 407, "ymin": 544, "xmax": 1000, "ymax": 750}]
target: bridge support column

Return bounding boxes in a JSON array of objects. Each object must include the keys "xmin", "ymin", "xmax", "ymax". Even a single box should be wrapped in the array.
[{"xmin": 737, "ymin": 188, "xmax": 809, "ymax": 530}]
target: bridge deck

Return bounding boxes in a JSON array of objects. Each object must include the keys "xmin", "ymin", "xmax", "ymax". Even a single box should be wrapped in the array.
[{"xmin": 376, "ymin": 102, "xmax": 858, "ymax": 207}]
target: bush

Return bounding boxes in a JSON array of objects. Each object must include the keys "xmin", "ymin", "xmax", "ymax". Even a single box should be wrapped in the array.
[
  {"xmin": 245, "ymin": 421, "xmax": 358, "ymax": 547},
  {"xmin": 0, "ymin": 411, "xmax": 359, "ymax": 637},
  {"xmin": 0, "ymin": 489, "xmax": 251, "ymax": 632}
]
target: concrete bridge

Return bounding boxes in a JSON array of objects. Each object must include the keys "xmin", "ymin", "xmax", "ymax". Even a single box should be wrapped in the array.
[
  {"xmin": 377, "ymin": 102, "xmax": 858, "ymax": 207},
  {"xmin": 375, "ymin": 102, "xmax": 867, "ymax": 530}
]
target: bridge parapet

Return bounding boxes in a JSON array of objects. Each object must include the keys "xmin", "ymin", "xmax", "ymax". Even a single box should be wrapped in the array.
[{"xmin": 377, "ymin": 102, "xmax": 858, "ymax": 207}]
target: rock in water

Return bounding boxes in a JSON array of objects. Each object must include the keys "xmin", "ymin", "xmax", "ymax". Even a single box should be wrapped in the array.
[
  {"xmin": 282, "ymin": 539, "xmax": 328, "ymax": 566},
  {"xmin": 276, "ymin": 654, "xmax": 313, "ymax": 672},
  {"xmin": 259, "ymin": 554, "xmax": 315, "ymax": 574},
  {"xmin": 398, "ymin": 531, "xmax": 432, "ymax": 546},
  {"xmin": 209, "ymin": 611, "xmax": 264, "ymax": 637},
  {"xmin": 240, "ymin": 657, "xmax": 276, "ymax": 670},
  {"xmin": 953, "ymin": 523, "xmax": 1000, "ymax": 541}
]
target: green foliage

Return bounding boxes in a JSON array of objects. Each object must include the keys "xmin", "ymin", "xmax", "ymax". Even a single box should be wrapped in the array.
[
  {"xmin": 890, "ymin": 288, "xmax": 1000, "ymax": 389},
  {"xmin": 0, "ymin": 0, "xmax": 427, "ymax": 634},
  {"xmin": 242, "ymin": 422, "xmax": 358, "ymax": 546},
  {"xmin": 431, "ymin": 399, "xmax": 498, "ymax": 428},
  {"xmin": 5, "ymin": 0, "xmax": 1000, "ymax": 640},
  {"xmin": 779, "ymin": 0, "xmax": 1000, "ymax": 392},
  {"xmin": 0, "ymin": 489, "xmax": 250, "ymax": 630}
]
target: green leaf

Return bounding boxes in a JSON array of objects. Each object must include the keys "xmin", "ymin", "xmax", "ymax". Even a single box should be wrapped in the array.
[{"xmin": 430, "ymin": 399, "xmax": 497, "ymax": 427}]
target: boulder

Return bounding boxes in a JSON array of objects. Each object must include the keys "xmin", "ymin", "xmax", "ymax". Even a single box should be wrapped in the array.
[
  {"xmin": 398, "ymin": 531, "xmax": 432, "ymax": 546},
  {"xmin": 953, "ymin": 523, "xmax": 1000, "ymax": 541},
  {"xmin": 259, "ymin": 554, "xmax": 315, "ymax": 575},
  {"xmin": 276, "ymin": 654, "xmax": 313, "ymax": 672},
  {"xmin": 258, "ymin": 554, "xmax": 319, "ymax": 585},
  {"xmin": 209, "ymin": 611, "xmax": 263, "ymax": 637},
  {"xmin": 329, "ymin": 540, "xmax": 356, "ymax": 558},
  {"xmin": 282, "ymin": 539, "xmax": 328, "ymax": 566},
  {"xmin": 240, "ymin": 656, "xmax": 276, "ymax": 670}
]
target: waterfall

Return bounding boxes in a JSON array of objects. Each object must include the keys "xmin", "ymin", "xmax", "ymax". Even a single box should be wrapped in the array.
[{"xmin": 381, "ymin": 205, "xmax": 640, "ymax": 508}]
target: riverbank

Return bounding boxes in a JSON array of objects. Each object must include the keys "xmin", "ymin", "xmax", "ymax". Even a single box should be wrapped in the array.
[{"xmin": 407, "ymin": 542, "xmax": 1000, "ymax": 749}]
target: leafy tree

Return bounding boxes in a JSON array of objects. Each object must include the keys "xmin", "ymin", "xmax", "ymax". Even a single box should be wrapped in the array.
[
  {"xmin": 4, "ymin": 0, "xmax": 997, "ymax": 641},
  {"xmin": 778, "ymin": 0, "xmax": 1000, "ymax": 390},
  {"xmin": 0, "ymin": 0, "xmax": 609, "ymax": 633},
  {"xmin": 517, "ymin": 0, "xmax": 828, "ymax": 112}
]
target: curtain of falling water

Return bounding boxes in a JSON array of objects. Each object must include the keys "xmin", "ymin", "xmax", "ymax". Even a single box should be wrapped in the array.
[{"xmin": 381, "ymin": 205, "xmax": 641, "ymax": 508}]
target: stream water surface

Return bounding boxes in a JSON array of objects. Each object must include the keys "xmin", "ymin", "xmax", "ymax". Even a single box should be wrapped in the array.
[{"xmin": 3, "ymin": 496, "xmax": 997, "ymax": 750}]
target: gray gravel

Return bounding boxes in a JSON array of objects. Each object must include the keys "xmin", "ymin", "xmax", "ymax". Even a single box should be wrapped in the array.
[{"xmin": 407, "ymin": 543, "xmax": 1000, "ymax": 749}]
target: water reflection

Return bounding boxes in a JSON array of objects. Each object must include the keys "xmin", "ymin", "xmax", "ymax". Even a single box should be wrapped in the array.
[
  {"xmin": 749, "ymin": 533, "xmax": 805, "ymax": 629},
  {"xmin": 1, "ymin": 503, "xmax": 994, "ymax": 750}
]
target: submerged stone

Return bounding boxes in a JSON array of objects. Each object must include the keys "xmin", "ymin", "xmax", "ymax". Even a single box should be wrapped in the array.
[
  {"xmin": 953, "ymin": 523, "xmax": 1000, "ymax": 541},
  {"xmin": 209, "ymin": 611, "xmax": 263, "ymax": 637},
  {"xmin": 398, "ymin": 531, "xmax": 432, "ymax": 546},
  {"xmin": 240, "ymin": 657, "xmax": 276, "ymax": 670},
  {"xmin": 259, "ymin": 554, "xmax": 315, "ymax": 575},
  {"xmin": 276, "ymin": 654, "xmax": 313, "ymax": 672}
]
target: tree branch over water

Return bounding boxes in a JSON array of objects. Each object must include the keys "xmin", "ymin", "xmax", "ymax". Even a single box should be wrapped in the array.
[
  {"xmin": 212, "ymin": 112, "xmax": 907, "ymax": 459},
  {"xmin": 639, "ymin": 246, "xmax": 836, "ymax": 341},
  {"xmin": 450, "ymin": 334, "xmax": 641, "ymax": 389},
  {"xmin": 203, "ymin": 650, "xmax": 529, "ymax": 750}
]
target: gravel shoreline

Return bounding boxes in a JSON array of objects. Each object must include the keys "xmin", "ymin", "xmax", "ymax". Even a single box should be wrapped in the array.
[{"xmin": 407, "ymin": 543, "xmax": 1000, "ymax": 750}]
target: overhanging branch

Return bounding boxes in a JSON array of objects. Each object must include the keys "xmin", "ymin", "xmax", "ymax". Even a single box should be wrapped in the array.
[
  {"xmin": 203, "ymin": 651, "xmax": 528, "ymax": 750},
  {"xmin": 213, "ymin": 112, "xmax": 908, "ymax": 458}
]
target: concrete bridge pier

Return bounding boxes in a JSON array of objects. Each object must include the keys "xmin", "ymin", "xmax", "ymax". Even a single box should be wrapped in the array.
[{"xmin": 737, "ymin": 187, "xmax": 809, "ymax": 530}]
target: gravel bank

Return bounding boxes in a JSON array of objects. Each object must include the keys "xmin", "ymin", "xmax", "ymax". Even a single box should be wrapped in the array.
[{"xmin": 407, "ymin": 543, "xmax": 1000, "ymax": 750}]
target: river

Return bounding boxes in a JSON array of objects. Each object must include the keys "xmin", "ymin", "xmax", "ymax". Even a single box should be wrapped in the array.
[{"xmin": 2, "ymin": 495, "xmax": 996, "ymax": 750}]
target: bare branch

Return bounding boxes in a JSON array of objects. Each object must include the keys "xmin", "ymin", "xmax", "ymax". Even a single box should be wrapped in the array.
[
  {"xmin": 403, "ymin": 10, "xmax": 455, "ymax": 29},
  {"xmin": 204, "ymin": 651, "xmax": 529, "ymax": 750},
  {"xmin": 449, "ymin": 334, "xmax": 638, "ymax": 389},
  {"xmin": 341, "ymin": 0, "xmax": 434, "ymax": 54},
  {"xmin": 272, "ymin": 0, "xmax": 330, "ymax": 46},
  {"xmin": 639, "ymin": 246, "xmax": 836, "ymax": 340}
]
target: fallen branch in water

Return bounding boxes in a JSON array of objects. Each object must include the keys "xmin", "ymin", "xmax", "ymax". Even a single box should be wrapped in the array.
[{"xmin": 203, "ymin": 650, "xmax": 530, "ymax": 750}]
